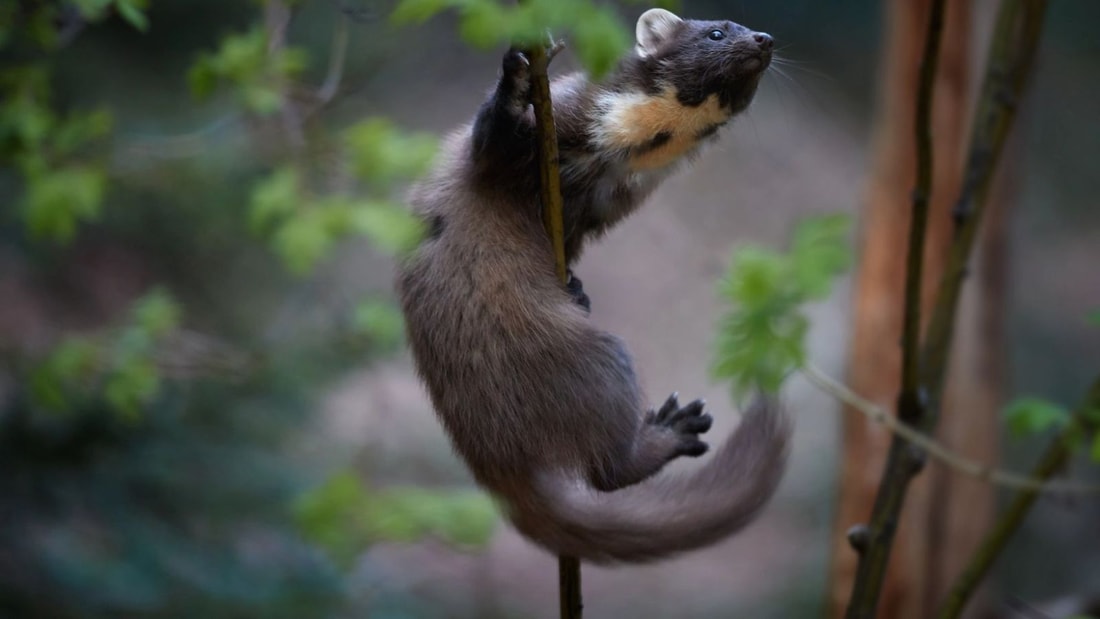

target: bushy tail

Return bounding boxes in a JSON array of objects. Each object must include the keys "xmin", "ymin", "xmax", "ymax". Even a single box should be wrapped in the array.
[{"xmin": 512, "ymin": 399, "xmax": 791, "ymax": 564}]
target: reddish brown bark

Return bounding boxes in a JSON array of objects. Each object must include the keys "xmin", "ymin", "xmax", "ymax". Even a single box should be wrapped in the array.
[{"xmin": 826, "ymin": 1, "xmax": 987, "ymax": 618}]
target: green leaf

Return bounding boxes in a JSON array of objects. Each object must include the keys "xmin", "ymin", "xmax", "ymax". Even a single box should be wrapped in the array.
[
  {"xmin": 51, "ymin": 108, "xmax": 113, "ymax": 154},
  {"xmin": 711, "ymin": 215, "xmax": 852, "ymax": 400},
  {"xmin": 571, "ymin": 7, "xmax": 630, "ymax": 77},
  {"xmin": 390, "ymin": 0, "xmax": 463, "ymax": 25},
  {"xmin": 272, "ymin": 213, "xmax": 334, "ymax": 275},
  {"xmin": 187, "ymin": 27, "xmax": 306, "ymax": 113},
  {"xmin": 131, "ymin": 289, "xmax": 181, "ymax": 336},
  {"xmin": 104, "ymin": 359, "xmax": 159, "ymax": 421},
  {"xmin": 350, "ymin": 201, "xmax": 425, "ymax": 256},
  {"xmin": 249, "ymin": 167, "xmax": 300, "ymax": 234},
  {"xmin": 457, "ymin": 1, "xmax": 511, "ymax": 49},
  {"xmin": 187, "ymin": 60, "xmax": 217, "ymax": 100},
  {"xmin": 1090, "ymin": 432, "xmax": 1100, "ymax": 463},
  {"xmin": 362, "ymin": 487, "xmax": 496, "ymax": 547},
  {"xmin": 353, "ymin": 300, "xmax": 405, "ymax": 350},
  {"xmin": 116, "ymin": 0, "xmax": 150, "ymax": 32},
  {"xmin": 242, "ymin": 85, "xmax": 283, "ymax": 116},
  {"xmin": 30, "ymin": 337, "xmax": 100, "ymax": 412},
  {"xmin": 1087, "ymin": 309, "xmax": 1100, "ymax": 328},
  {"xmin": 345, "ymin": 118, "xmax": 438, "ymax": 189},
  {"xmin": 295, "ymin": 472, "xmax": 497, "ymax": 566},
  {"xmin": 1003, "ymin": 397, "xmax": 1071, "ymax": 438},
  {"xmin": 22, "ymin": 166, "xmax": 107, "ymax": 243},
  {"xmin": 790, "ymin": 213, "xmax": 852, "ymax": 298},
  {"xmin": 71, "ymin": 0, "xmax": 114, "ymax": 20}
]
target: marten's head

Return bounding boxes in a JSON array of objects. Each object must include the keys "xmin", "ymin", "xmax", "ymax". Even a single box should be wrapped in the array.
[{"xmin": 627, "ymin": 8, "xmax": 773, "ymax": 113}]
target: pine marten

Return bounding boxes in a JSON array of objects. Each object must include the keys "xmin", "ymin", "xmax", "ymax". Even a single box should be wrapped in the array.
[{"xmin": 396, "ymin": 8, "xmax": 790, "ymax": 563}]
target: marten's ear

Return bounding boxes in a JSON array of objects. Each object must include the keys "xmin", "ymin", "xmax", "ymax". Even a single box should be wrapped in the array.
[{"xmin": 635, "ymin": 8, "xmax": 683, "ymax": 57}]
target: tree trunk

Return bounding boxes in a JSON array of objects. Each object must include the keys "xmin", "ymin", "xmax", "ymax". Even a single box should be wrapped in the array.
[{"xmin": 825, "ymin": 1, "xmax": 995, "ymax": 618}]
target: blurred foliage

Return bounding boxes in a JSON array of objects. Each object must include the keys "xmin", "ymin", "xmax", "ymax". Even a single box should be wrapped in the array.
[
  {"xmin": 245, "ymin": 115, "xmax": 431, "ymax": 276},
  {"xmin": 1004, "ymin": 397, "xmax": 1071, "ymax": 439},
  {"xmin": 0, "ymin": 0, "xmax": 497, "ymax": 616},
  {"xmin": 391, "ymin": 0, "xmax": 636, "ymax": 76},
  {"xmin": 295, "ymin": 471, "xmax": 497, "ymax": 566},
  {"xmin": 711, "ymin": 214, "xmax": 852, "ymax": 400},
  {"xmin": 1088, "ymin": 309, "xmax": 1100, "ymax": 327},
  {"xmin": 0, "ymin": 366, "xmax": 343, "ymax": 618},
  {"xmin": 188, "ymin": 26, "xmax": 308, "ymax": 115},
  {"xmin": 1003, "ymin": 395, "xmax": 1100, "ymax": 463},
  {"xmin": 1, "ymin": 65, "xmax": 113, "ymax": 242},
  {"xmin": 30, "ymin": 289, "xmax": 180, "ymax": 419}
]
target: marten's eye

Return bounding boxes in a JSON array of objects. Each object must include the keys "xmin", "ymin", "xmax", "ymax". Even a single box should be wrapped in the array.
[{"xmin": 707, "ymin": 29, "xmax": 726, "ymax": 41}]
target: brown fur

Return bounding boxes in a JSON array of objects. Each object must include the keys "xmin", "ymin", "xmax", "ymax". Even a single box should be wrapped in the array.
[{"xmin": 395, "ymin": 9, "xmax": 790, "ymax": 563}]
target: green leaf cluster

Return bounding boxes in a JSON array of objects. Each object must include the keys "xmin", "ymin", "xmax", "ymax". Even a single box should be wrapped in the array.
[
  {"xmin": 1088, "ymin": 309, "xmax": 1100, "ymax": 327},
  {"xmin": 1004, "ymin": 398, "xmax": 1071, "ymax": 438},
  {"xmin": 353, "ymin": 300, "xmax": 406, "ymax": 352},
  {"xmin": 1004, "ymin": 397, "xmax": 1100, "ymax": 462},
  {"xmin": 188, "ymin": 27, "xmax": 308, "ymax": 115},
  {"xmin": 248, "ymin": 166, "xmax": 425, "ymax": 275},
  {"xmin": 71, "ymin": 0, "xmax": 150, "ymax": 31},
  {"xmin": 31, "ymin": 289, "xmax": 182, "ymax": 420},
  {"xmin": 712, "ymin": 214, "xmax": 852, "ymax": 400},
  {"xmin": 391, "ymin": 0, "xmax": 631, "ymax": 77},
  {"xmin": 0, "ymin": 0, "xmax": 148, "ymax": 49},
  {"xmin": 295, "ymin": 471, "xmax": 497, "ymax": 565},
  {"xmin": 346, "ymin": 118, "xmax": 438, "ymax": 191},
  {"xmin": 1, "ymin": 67, "xmax": 113, "ymax": 242}
]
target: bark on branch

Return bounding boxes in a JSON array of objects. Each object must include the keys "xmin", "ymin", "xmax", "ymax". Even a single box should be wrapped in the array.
[
  {"xmin": 936, "ymin": 375, "xmax": 1100, "ymax": 619},
  {"xmin": 844, "ymin": 0, "xmax": 1049, "ymax": 616},
  {"xmin": 525, "ymin": 36, "xmax": 579, "ymax": 619}
]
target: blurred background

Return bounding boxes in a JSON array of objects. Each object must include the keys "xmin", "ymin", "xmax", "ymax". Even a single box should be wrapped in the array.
[{"xmin": 0, "ymin": 0, "xmax": 1097, "ymax": 617}]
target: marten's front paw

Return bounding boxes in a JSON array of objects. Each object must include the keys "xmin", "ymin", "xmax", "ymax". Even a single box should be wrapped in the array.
[
  {"xmin": 500, "ymin": 48, "xmax": 532, "ymax": 112},
  {"xmin": 647, "ymin": 393, "xmax": 713, "ymax": 457},
  {"xmin": 566, "ymin": 269, "xmax": 591, "ymax": 313}
]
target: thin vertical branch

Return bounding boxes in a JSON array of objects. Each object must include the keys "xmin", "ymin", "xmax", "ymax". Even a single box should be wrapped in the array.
[
  {"xmin": 844, "ymin": 1, "xmax": 1050, "ymax": 616},
  {"xmin": 936, "ymin": 376, "xmax": 1100, "ymax": 619},
  {"xmin": 558, "ymin": 554, "xmax": 583, "ymax": 619},
  {"xmin": 528, "ymin": 43, "xmax": 569, "ymax": 284},
  {"xmin": 899, "ymin": 0, "xmax": 946, "ymax": 415},
  {"xmin": 526, "ymin": 35, "xmax": 579, "ymax": 619},
  {"xmin": 844, "ymin": 0, "xmax": 948, "ymax": 614},
  {"xmin": 919, "ymin": 0, "xmax": 1048, "ymax": 401}
]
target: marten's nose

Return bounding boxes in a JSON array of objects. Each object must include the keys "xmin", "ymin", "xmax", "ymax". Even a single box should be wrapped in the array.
[{"xmin": 753, "ymin": 32, "xmax": 774, "ymax": 50}]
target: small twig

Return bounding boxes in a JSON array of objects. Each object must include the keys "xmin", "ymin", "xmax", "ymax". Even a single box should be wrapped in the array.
[
  {"xmin": 264, "ymin": 0, "xmax": 306, "ymax": 151},
  {"xmin": 803, "ymin": 363, "xmax": 1100, "ymax": 494},
  {"xmin": 844, "ymin": 0, "xmax": 949, "ymax": 613},
  {"xmin": 316, "ymin": 15, "xmax": 350, "ymax": 105},
  {"xmin": 936, "ymin": 375, "xmax": 1100, "ymax": 619},
  {"xmin": 898, "ymin": 0, "xmax": 946, "ymax": 421}
]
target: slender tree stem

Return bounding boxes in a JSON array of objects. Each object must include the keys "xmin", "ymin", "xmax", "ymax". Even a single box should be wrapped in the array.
[
  {"xmin": 844, "ymin": 1, "xmax": 1050, "ymax": 616},
  {"xmin": 526, "ymin": 35, "xmax": 579, "ymax": 619},
  {"xmin": 898, "ymin": 0, "xmax": 945, "ymax": 417},
  {"xmin": 845, "ymin": 1, "xmax": 948, "ymax": 614},
  {"xmin": 936, "ymin": 376, "xmax": 1100, "ymax": 619},
  {"xmin": 920, "ymin": 0, "xmax": 1047, "ymax": 400},
  {"xmin": 528, "ymin": 42, "xmax": 568, "ymax": 285},
  {"xmin": 558, "ymin": 554, "xmax": 583, "ymax": 619}
]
